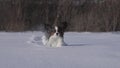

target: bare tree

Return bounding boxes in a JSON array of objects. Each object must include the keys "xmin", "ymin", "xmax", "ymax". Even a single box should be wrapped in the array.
[{"xmin": 54, "ymin": 0, "xmax": 72, "ymax": 24}]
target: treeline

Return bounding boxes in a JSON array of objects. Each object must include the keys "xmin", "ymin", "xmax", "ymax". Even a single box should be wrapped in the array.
[{"xmin": 0, "ymin": 0, "xmax": 120, "ymax": 32}]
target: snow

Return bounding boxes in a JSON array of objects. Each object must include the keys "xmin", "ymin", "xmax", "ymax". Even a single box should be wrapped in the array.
[{"xmin": 0, "ymin": 31, "xmax": 120, "ymax": 68}]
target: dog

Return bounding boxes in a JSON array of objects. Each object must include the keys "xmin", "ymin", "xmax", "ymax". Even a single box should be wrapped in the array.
[{"xmin": 42, "ymin": 21, "xmax": 68, "ymax": 47}]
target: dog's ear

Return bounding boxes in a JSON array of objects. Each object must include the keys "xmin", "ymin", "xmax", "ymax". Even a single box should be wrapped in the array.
[
  {"xmin": 61, "ymin": 21, "xmax": 68, "ymax": 30},
  {"xmin": 43, "ymin": 23, "xmax": 52, "ymax": 31}
]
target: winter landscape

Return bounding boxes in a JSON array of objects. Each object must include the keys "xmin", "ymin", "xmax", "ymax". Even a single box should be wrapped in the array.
[
  {"xmin": 0, "ymin": 31, "xmax": 120, "ymax": 68},
  {"xmin": 0, "ymin": 0, "xmax": 120, "ymax": 68}
]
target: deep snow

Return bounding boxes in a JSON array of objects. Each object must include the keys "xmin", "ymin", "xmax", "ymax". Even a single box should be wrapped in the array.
[{"xmin": 0, "ymin": 32, "xmax": 120, "ymax": 68}]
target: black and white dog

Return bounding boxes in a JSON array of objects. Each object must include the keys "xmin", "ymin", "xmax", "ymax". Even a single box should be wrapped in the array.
[{"xmin": 42, "ymin": 22, "xmax": 68, "ymax": 47}]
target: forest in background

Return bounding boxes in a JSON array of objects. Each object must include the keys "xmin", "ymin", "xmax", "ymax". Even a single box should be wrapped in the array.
[{"xmin": 0, "ymin": 0, "xmax": 120, "ymax": 32}]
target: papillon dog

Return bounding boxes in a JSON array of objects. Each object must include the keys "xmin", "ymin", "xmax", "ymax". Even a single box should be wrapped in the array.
[{"xmin": 42, "ymin": 22, "xmax": 68, "ymax": 47}]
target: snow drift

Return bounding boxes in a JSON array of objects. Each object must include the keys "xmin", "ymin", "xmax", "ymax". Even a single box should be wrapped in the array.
[{"xmin": 0, "ymin": 32, "xmax": 120, "ymax": 68}]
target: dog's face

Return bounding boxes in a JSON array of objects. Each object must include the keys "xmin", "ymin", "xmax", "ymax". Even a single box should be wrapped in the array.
[
  {"xmin": 50, "ymin": 26, "xmax": 63, "ymax": 37},
  {"xmin": 44, "ymin": 22, "xmax": 68, "ymax": 38}
]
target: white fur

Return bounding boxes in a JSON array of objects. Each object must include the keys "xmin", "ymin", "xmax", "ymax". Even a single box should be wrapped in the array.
[
  {"xmin": 55, "ymin": 26, "xmax": 58, "ymax": 33},
  {"xmin": 47, "ymin": 34, "xmax": 63, "ymax": 47},
  {"xmin": 42, "ymin": 34, "xmax": 66, "ymax": 47}
]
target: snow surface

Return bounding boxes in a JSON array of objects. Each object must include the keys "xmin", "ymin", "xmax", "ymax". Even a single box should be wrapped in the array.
[{"xmin": 0, "ymin": 31, "xmax": 120, "ymax": 68}]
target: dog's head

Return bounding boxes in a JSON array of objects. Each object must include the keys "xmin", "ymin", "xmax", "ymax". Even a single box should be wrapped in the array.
[{"xmin": 44, "ymin": 21, "xmax": 68, "ymax": 37}]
